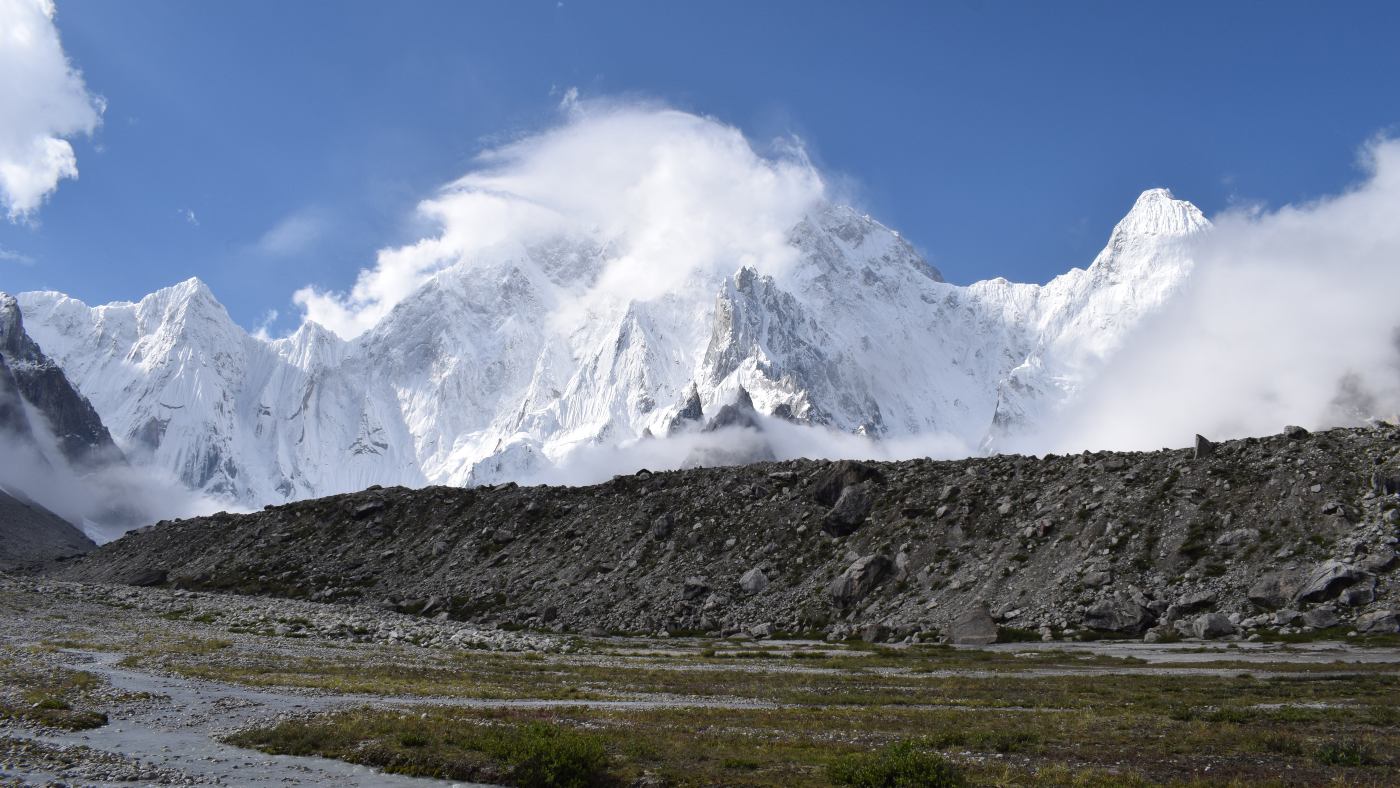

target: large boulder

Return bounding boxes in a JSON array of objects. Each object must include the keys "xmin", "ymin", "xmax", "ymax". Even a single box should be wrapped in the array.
[
  {"xmin": 822, "ymin": 482, "xmax": 875, "ymax": 536},
  {"xmin": 1302, "ymin": 606, "xmax": 1340, "ymax": 629},
  {"xmin": 827, "ymin": 554, "xmax": 892, "ymax": 607},
  {"xmin": 739, "ymin": 567, "xmax": 769, "ymax": 595},
  {"xmin": 1081, "ymin": 591, "xmax": 1155, "ymax": 634},
  {"xmin": 1190, "ymin": 613, "xmax": 1236, "ymax": 639},
  {"xmin": 812, "ymin": 460, "xmax": 883, "ymax": 507},
  {"xmin": 1294, "ymin": 560, "xmax": 1367, "ymax": 604},
  {"xmin": 1193, "ymin": 434, "xmax": 1216, "ymax": 460},
  {"xmin": 1248, "ymin": 570, "xmax": 1303, "ymax": 610},
  {"xmin": 948, "ymin": 603, "xmax": 998, "ymax": 645},
  {"xmin": 1372, "ymin": 462, "xmax": 1400, "ymax": 496},
  {"xmin": 1358, "ymin": 547, "xmax": 1396, "ymax": 574},
  {"xmin": 1356, "ymin": 609, "xmax": 1400, "ymax": 634}
]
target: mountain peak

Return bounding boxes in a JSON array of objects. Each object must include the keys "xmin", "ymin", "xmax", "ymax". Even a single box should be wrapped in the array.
[
  {"xmin": 1113, "ymin": 188, "xmax": 1209, "ymax": 239},
  {"xmin": 168, "ymin": 276, "xmax": 214, "ymax": 298}
]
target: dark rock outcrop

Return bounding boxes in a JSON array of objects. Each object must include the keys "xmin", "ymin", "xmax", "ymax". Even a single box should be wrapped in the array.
[{"xmin": 0, "ymin": 294, "xmax": 122, "ymax": 467}]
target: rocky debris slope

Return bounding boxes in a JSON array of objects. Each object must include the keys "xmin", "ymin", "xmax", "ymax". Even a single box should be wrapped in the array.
[
  {"xmin": 0, "ymin": 490, "xmax": 94, "ymax": 570},
  {"xmin": 0, "ymin": 575, "xmax": 557, "ymax": 654},
  {"xmin": 46, "ymin": 425, "xmax": 1400, "ymax": 643}
]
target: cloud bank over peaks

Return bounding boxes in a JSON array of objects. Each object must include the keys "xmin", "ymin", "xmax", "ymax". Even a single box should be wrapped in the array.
[
  {"xmin": 1016, "ymin": 137, "xmax": 1400, "ymax": 454},
  {"xmin": 0, "ymin": 0, "xmax": 104, "ymax": 221},
  {"xmin": 293, "ymin": 98, "xmax": 827, "ymax": 339}
]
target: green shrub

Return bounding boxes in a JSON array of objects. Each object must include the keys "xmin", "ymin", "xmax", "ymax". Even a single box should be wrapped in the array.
[
  {"xmin": 1314, "ymin": 738, "xmax": 1377, "ymax": 767},
  {"xmin": 827, "ymin": 740, "xmax": 967, "ymax": 787},
  {"xmin": 496, "ymin": 722, "xmax": 611, "ymax": 788}
]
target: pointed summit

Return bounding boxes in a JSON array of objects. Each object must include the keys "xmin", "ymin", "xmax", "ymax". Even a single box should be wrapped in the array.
[{"xmin": 1112, "ymin": 188, "xmax": 1209, "ymax": 239}]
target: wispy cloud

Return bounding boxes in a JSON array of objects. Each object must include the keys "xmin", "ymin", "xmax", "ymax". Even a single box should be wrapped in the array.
[
  {"xmin": 178, "ymin": 207, "xmax": 198, "ymax": 226},
  {"xmin": 0, "ymin": 0, "xmax": 105, "ymax": 221},
  {"xmin": 0, "ymin": 246, "xmax": 35, "ymax": 265},
  {"xmin": 256, "ymin": 209, "xmax": 324, "ymax": 256},
  {"xmin": 251, "ymin": 308, "xmax": 279, "ymax": 341}
]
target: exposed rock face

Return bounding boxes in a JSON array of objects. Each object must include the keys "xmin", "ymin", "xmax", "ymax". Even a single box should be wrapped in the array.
[
  {"xmin": 0, "ymin": 295, "xmax": 125, "ymax": 564},
  {"xmin": 0, "ymin": 294, "xmax": 121, "ymax": 467},
  {"xmin": 0, "ymin": 490, "xmax": 95, "ymax": 570},
  {"xmin": 44, "ymin": 425, "xmax": 1400, "ymax": 642}
]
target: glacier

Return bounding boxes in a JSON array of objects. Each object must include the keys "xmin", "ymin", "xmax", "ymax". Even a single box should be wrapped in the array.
[{"xmin": 16, "ymin": 188, "xmax": 1208, "ymax": 507}]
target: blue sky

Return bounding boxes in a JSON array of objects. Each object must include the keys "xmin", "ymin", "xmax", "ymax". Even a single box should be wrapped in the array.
[{"xmin": 3, "ymin": 0, "xmax": 1398, "ymax": 334}]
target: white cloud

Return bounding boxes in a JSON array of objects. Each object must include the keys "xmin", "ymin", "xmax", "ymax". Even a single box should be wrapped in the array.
[
  {"xmin": 0, "ymin": 0, "xmax": 104, "ymax": 221},
  {"xmin": 256, "ymin": 209, "xmax": 324, "ymax": 256},
  {"xmin": 251, "ymin": 308, "xmax": 279, "ymax": 341},
  {"xmin": 293, "ymin": 99, "xmax": 825, "ymax": 338},
  {"xmin": 178, "ymin": 207, "xmax": 198, "ymax": 226},
  {"xmin": 1018, "ymin": 137, "xmax": 1400, "ymax": 453},
  {"xmin": 0, "ymin": 245, "xmax": 34, "ymax": 265},
  {"xmin": 558, "ymin": 85, "xmax": 579, "ymax": 112}
]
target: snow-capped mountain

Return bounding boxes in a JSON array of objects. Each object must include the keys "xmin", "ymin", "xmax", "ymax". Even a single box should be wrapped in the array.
[{"xmin": 16, "ymin": 188, "xmax": 1208, "ymax": 507}]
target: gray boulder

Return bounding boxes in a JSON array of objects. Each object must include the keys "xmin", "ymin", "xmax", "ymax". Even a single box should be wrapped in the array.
[
  {"xmin": 822, "ymin": 482, "xmax": 875, "ymax": 537},
  {"xmin": 1358, "ymin": 547, "xmax": 1396, "ymax": 574},
  {"xmin": 1356, "ymin": 610, "xmax": 1399, "ymax": 634},
  {"xmin": 948, "ymin": 603, "xmax": 998, "ymax": 645},
  {"xmin": 1372, "ymin": 463, "xmax": 1400, "ymax": 496},
  {"xmin": 812, "ymin": 460, "xmax": 884, "ymax": 506},
  {"xmin": 739, "ymin": 567, "xmax": 769, "ymax": 595},
  {"xmin": 1248, "ymin": 570, "xmax": 1302, "ymax": 609},
  {"xmin": 1193, "ymin": 434, "xmax": 1216, "ymax": 460},
  {"xmin": 1082, "ymin": 591, "xmax": 1154, "ymax": 634},
  {"xmin": 651, "ymin": 514, "xmax": 674, "ymax": 540},
  {"xmin": 1175, "ymin": 591, "xmax": 1217, "ymax": 614},
  {"xmin": 1302, "ymin": 606, "xmax": 1340, "ymax": 629},
  {"xmin": 827, "ymin": 554, "xmax": 892, "ymax": 607},
  {"xmin": 1339, "ymin": 580, "xmax": 1375, "ymax": 607},
  {"xmin": 1294, "ymin": 560, "xmax": 1366, "ymax": 604},
  {"xmin": 1191, "ymin": 613, "xmax": 1236, "ymax": 639}
]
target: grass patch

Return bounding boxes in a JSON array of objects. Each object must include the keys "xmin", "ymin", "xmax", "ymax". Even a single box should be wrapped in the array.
[
  {"xmin": 828, "ymin": 739, "xmax": 967, "ymax": 787},
  {"xmin": 228, "ymin": 708, "xmax": 615, "ymax": 786},
  {"xmin": 0, "ymin": 660, "xmax": 108, "ymax": 731},
  {"xmin": 1314, "ymin": 738, "xmax": 1379, "ymax": 767}
]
